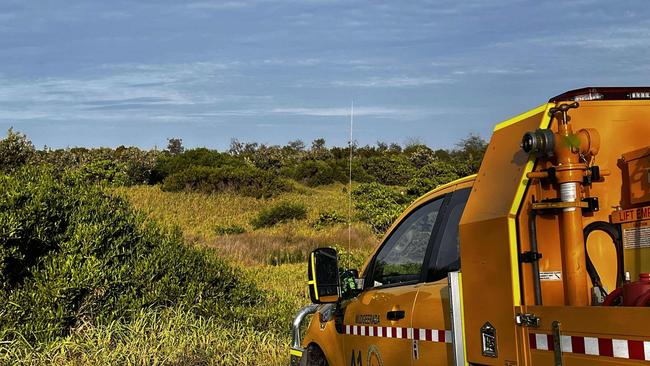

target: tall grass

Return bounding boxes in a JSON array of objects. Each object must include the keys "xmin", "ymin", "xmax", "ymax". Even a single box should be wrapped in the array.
[
  {"xmin": 73, "ymin": 183, "xmax": 379, "ymax": 365},
  {"xmin": 114, "ymin": 183, "xmax": 377, "ymax": 265},
  {"xmin": 3, "ymin": 307, "xmax": 289, "ymax": 366}
]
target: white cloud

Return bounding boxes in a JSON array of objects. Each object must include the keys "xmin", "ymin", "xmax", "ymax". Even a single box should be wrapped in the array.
[
  {"xmin": 271, "ymin": 106, "xmax": 437, "ymax": 119},
  {"xmin": 331, "ymin": 76, "xmax": 454, "ymax": 88}
]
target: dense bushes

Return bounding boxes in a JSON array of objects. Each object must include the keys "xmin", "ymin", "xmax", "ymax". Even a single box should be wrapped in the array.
[
  {"xmin": 251, "ymin": 201, "xmax": 308, "ymax": 229},
  {"xmin": 162, "ymin": 165, "xmax": 291, "ymax": 198},
  {"xmin": 0, "ymin": 128, "xmax": 35, "ymax": 172},
  {"xmin": 362, "ymin": 155, "xmax": 417, "ymax": 186},
  {"xmin": 352, "ymin": 183, "xmax": 411, "ymax": 233},
  {"xmin": 0, "ymin": 167, "xmax": 266, "ymax": 344},
  {"xmin": 312, "ymin": 210, "xmax": 346, "ymax": 230},
  {"xmin": 283, "ymin": 160, "xmax": 336, "ymax": 187},
  {"xmin": 1, "ymin": 129, "xmax": 487, "ymax": 197}
]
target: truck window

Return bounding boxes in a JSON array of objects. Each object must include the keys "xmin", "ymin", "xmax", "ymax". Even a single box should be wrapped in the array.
[
  {"xmin": 370, "ymin": 197, "xmax": 444, "ymax": 287},
  {"xmin": 427, "ymin": 187, "xmax": 471, "ymax": 281}
]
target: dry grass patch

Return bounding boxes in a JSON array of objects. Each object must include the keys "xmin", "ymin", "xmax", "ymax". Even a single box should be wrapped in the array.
[{"xmin": 115, "ymin": 183, "xmax": 378, "ymax": 265}]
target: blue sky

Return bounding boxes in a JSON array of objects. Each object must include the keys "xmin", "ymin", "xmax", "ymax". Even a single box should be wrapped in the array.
[{"xmin": 1, "ymin": 0, "xmax": 648, "ymax": 150}]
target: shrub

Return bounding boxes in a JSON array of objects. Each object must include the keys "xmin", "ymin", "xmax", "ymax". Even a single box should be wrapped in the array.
[
  {"xmin": 66, "ymin": 159, "xmax": 130, "ymax": 186},
  {"xmin": 33, "ymin": 146, "xmax": 161, "ymax": 185},
  {"xmin": 0, "ymin": 167, "xmax": 265, "ymax": 344},
  {"xmin": 362, "ymin": 155, "xmax": 417, "ymax": 186},
  {"xmin": 284, "ymin": 160, "xmax": 336, "ymax": 187},
  {"xmin": 214, "ymin": 224, "xmax": 246, "ymax": 236},
  {"xmin": 162, "ymin": 165, "xmax": 291, "ymax": 198},
  {"xmin": 330, "ymin": 244, "xmax": 368, "ymax": 272},
  {"xmin": 417, "ymin": 161, "xmax": 460, "ymax": 183},
  {"xmin": 312, "ymin": 210, "xmax": 347, "ymax": 230},
  {"xmin": 153, "ymin": 148, "xmax": 240, "ymax": 181},
  {"xmin": 352, "ymin": 182, "xmax": 411, "ymax": 233},
  {"xmin": 251, "ymin": 201, "xmax": 308, "ymax": 229},
  {"xmin": 404, "ymin": 144, "xmax": 436, "ymax": 169},
  {"xmin": 405, "ymin": 177, "xmax": 438, "ymax": 198},
  {"xmin": 0, "ymin": 128, "xmax": 35, "ymax": 172}
]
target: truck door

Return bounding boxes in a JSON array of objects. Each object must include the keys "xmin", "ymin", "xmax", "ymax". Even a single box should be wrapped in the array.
[
  {"xmin": 342, "ymin": 196, "xmax": 446, "ymax": 366},
  {"xmin": 412, "ymin": 187, "xmax": 471, "ymax": 366}
]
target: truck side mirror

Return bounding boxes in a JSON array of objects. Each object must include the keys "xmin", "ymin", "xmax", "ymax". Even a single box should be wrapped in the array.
[{"xmin": 308, "ymin": 248, "xmax": 341, "ymax": 304}]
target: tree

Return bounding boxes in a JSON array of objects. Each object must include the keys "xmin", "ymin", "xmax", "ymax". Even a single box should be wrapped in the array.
[
  {"xmin": 228, "ymin": 139, "xmax": 244, "ymax": 155},
  {"xmin": 310, "ymin": 138, "xmax": 332, "ymax": 160},
  {"xmin": 0, "ymin": 128, "xmax": 35, "ymax": 172},
  {"xmin": 287, "ymin": 139, "xmax": 306, "ymax": 152},
  {"xmin": 166, "ymin": 138, "xmax": 184, "ymax": 155},
  {"xmin": 311, "ymin": 138, "xmax": 326, "ymax": 152}
]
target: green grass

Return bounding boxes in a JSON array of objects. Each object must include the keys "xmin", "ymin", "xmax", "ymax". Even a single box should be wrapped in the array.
[
  {"xmin": 4, "ymin": 182, "xmax": 377, "ymax": 365},
  {"xmin": 114, "ymin": 182, "xmax": 356, "ymax": 237},
  {"xmin": 3, "ymin": 307, "xmax": 289, "ymax": 366},
  {"xmin": 3, "ymin": 263, "xmax": 310, "ymax": 366},
  {"xmin": 106, "ymin": 183, "xmax": 377, "ymax": 365},
  {"xmin": 114, "ymin": 183, "xmax": 377, "ymax": 265}
]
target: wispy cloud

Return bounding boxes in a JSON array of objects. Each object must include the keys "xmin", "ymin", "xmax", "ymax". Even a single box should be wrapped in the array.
[
  {"xmin": 0, "ymin": 62, "xmax": 267, "ymax": 122},
  {"xmin": 331, "ymin": 76, "xmax": 454, "ymax": 88},
  {"xmin": 451, "ymin": 67, "xmax": 535, "ymax": 76},
  {"xmin": 271, "ymin": 106, "xmax": 441, "ymax": 119}
]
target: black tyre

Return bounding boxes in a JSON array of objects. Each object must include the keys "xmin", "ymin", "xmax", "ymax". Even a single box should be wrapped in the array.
[{"xmin": 302, "ymin": 344, "xmax": 328, "ymax": 366}]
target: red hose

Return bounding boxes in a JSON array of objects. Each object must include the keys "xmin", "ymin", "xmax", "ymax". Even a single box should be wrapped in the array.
[{"xmin": 602, "ymin": 287, "xmax": 623, "ymax": 306}]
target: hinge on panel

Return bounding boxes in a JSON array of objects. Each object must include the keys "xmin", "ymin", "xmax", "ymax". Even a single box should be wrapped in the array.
[{"xmin": 515, "ymin": 313, "xmax": 540, "ymax": 328}]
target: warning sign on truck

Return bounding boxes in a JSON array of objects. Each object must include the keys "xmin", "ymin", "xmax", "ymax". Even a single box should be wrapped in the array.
[
  {"xmin": 622, "ymin": 221, "xmax": 650, "ymax": 249},
  {"xmin": 539, "ymin": 271, "xmax": 562, "ymax": 281}
]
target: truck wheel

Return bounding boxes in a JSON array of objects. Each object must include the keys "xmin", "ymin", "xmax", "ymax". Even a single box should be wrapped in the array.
[{"xmin": 302, "ymin": 344, "xmax": 328, "ymax": 366}]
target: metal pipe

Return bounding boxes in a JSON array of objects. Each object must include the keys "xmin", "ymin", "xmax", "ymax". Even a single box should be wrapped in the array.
[
  {"xmin": 529, "ymin": 209, "xmax": 543, "ymax": 305},
  {"xmin": 291, "ymin": 304, "xmax": 319, "ymax": 349}
]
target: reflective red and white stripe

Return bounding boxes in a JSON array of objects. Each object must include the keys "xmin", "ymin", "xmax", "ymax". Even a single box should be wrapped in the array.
[
  {"xmin": 344, "ymin": 325, "xmax": 451, "ymax": 343},
  {"xmin": 530, "ymin": 333, "xmax": 650, "ymax": 361}
]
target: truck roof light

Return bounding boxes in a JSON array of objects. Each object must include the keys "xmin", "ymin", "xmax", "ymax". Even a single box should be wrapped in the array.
[
  {"xmin": 629, "ymin": 91, "xmax": 650, "ymax": 99},
  {"xmin": 573, "ymin": 92, "xmax": 603, "ymax": 101},
  {"xmin": 549, "ymin": 87, "xmax": 650, "ymax": 102}
]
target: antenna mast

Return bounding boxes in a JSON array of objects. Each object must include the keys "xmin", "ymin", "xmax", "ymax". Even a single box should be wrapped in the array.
[{"xmin": 348, "ymin": 101, "xmax": 353, "ymax": 267}]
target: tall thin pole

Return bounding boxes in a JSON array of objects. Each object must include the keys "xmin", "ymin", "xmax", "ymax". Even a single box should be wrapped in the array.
[{"xmin": 348, "ymin": 101, "xmax": 353, "ymax": 268}]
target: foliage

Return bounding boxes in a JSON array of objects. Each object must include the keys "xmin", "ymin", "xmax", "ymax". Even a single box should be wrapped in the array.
[
  {"xmin": 0, "ymin": 128, "xmax": 35, "ymax": 172},
  {"xmin": 66, "ymin": 159, "xmax": 130, "ymax": 186},
  {"xmin": 330, "ymin": 244, "xmax": 369, "ymax": 273},
  {"xmin": 352, "ymin": 183, "xmax": 411, "ymax": 233},
  {"xmin": 214, "ymin": 224, "xmax": 246, "ymax": 236},
  {"xmin": 404, "ymin": 144, "xmax": 436, "ymax": 169},
  {"xmin": 312, "ymin": 210, "xmax": 347, "ymax": 230},
  {"xmin": 251, "ymin": 201, "xmax": 308, "ymax": 229},
  {"xmin": 162, "ymin": 165, "xmax": 291, "ymax": 198},
  {"xmin": 5, "ymin": 129, "xmax": 487, "ymax": 193},
  {"xmin": 283, "ymin": 159, "xmax": 336, "ymax": 187},
  {"xmin": 0, "ymin": 167, "xmax": 266, "ymax": 344},
  {"xmin": 362, "ymin": 155, "xmax": 417, "ymax": 186},
  {"xmin": 153, "ymin": 148, "xmax": 239, "ymax": 180},
  {"xmin": 166, "ymin": 138, "xmax": 184, "ymax": 155},
  {"xmin": 33, "ymin": 146, "xmax": 161, "ymax": 185}
]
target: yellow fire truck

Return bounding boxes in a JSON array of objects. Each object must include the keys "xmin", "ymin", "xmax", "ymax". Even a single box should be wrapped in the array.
[{"xmin": 290, "ymin": 87, "xmax": 650, "ymax": 366}]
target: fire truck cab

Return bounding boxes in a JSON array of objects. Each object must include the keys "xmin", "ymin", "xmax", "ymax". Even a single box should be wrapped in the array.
[{"xmin": 291, "ymin": 87, "xmax": 650, "ymax": 366}]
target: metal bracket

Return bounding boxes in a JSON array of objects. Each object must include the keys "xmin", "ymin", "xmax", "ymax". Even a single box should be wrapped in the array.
[
  {"xmin": 552, "ymin": 321, "xmax": 563, "ymax": 366},
  {"xmin": 515, "ymin": 313, "xmax": 540, "ymax": 328},
  {"xmin": 519, "ymin": 251, "xmax": 543, "ymax": 263},
  {"xmin": 532, "ymin": 201, "xmax": 589, "ymax": 210}
]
